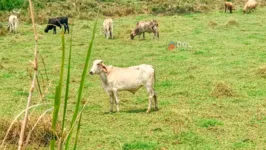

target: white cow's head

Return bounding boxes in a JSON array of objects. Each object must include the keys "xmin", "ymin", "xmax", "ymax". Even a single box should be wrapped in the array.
[{"xmin": 89, "ymin": 59, "xmax": 107, "ymax": 75}]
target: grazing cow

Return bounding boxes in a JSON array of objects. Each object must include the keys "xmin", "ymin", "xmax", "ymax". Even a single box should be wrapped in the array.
[
  {"xmin": 7, "ymin": 15, "xmax": 18, "ymax": 33},
  {"xmin": 89, "ymin": 60, "xmax": 158, "ymax": 113},
  {"xmin": 225, "ymin": 1, "xmax": 234, "ymax": 13},
  {"xmin": 130, "ymin": 20, "xmax": 159, "ymax": 40},
  {"xmin": 44, "ymin": 17, "xmax": 69, "ymax": 34},
  {"xmin": 103, "ymin": 18, "xmax": 113, "ymax": 39},
  {"xmin": 243, "ymin": 0, "xmax": 258, "ymax": 14}
]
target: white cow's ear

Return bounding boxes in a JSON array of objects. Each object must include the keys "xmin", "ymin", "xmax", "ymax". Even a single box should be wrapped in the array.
[{"xmin": 101, "ymin": 64, "xmax": 108, "ymax": 73}]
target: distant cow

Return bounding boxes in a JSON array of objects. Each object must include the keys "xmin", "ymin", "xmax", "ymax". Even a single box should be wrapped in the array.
[
  {"xmin": 130, "ymin": 20, "xmax": 159, "ymax": 40},
  {"xmin": 225, "ymin": 2, "xmax": 234, "ymax": 13},
  {"xmin": 103, "ymin": 18, "xmax": 113, "ymax": 39},
  {"xmin": 44, "ymin": 17, "xmax": 69, "ymax": 34},
  {"xmin": 7, "ymin": 15, "xmax": 18, "ymax": 33},
  {"xmin": 89, "ymin": 59, "xmax": 158, "ymax": 113},
  {"xmin": 243, "ymin": 0, "xmax": 258, "ymax": 14}
]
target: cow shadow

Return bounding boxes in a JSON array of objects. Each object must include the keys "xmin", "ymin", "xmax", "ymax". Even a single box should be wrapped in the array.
[
  {"xmin": 103, "ymin": 108, "xmax": 147, "ymax": 114},
  {"xmin": 123, "ymin": 108, "xmax": 147, "ymax": 113},
  {"xmin": 103, "ymin": 108, "xmax": 159, "ymax": 114}
]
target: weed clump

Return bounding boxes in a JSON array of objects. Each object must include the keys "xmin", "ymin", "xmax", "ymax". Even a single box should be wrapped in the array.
[
  {"xmin": 0, "ymin": 115, "xmax": 60, "ymax": 146},
  {"xmin": 0, "ymin": 22, "xmax": 7, "ymax": 36},
  {"xmin": 208, "ymin": 20, "xmax": 218, "ymax": 28},
  {"xmin": 226, "ymin": 19, "xmax": 239, "ymax": 27},
  {"xmin": 211, "ymin": 81, "xmax": 235, "ymax": 98}
]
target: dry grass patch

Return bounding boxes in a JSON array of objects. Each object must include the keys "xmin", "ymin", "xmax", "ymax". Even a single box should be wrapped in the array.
[
  {"xmin": 211, "ymin": 81, "xmax": 235, "ymax": 98},
  {"xmin": 0, "ymin": 22, "xmax": 7, "ymax": 36},
  {"xmin": 225, "ymin": 19, "xmax": 239, "ymax": 27},
  {"xmin": 208, "ymin": 20, "xmax": 218, "ymax": 28},
  {"xmin": 0, "ymin": 115, "xmax": 60, "ymax": 147}
]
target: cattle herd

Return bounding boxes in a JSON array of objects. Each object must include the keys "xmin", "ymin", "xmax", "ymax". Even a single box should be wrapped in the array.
[
  {"xmin": 224, "ymin": 0, "xmax": 258, "ymax": 13},
  {"xmin": 5, "ymin": 0, "xmax": 260, "ymax": 113}
]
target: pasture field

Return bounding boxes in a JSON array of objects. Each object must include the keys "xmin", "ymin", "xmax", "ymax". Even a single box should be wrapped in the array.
[{"xmin": 1, "ymin": 8, "xmax": 266, "ymax": 150}]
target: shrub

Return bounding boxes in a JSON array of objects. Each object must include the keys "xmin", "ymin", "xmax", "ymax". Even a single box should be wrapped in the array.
[{"xmin": 0, "ymin": 0, "xmax": 24, "ymax": 11}]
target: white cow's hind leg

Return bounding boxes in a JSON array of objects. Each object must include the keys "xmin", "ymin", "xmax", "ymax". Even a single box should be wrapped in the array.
[
  {"xmin": 154, "ymin": 92, "xmax": 158, "ymax": 111},
  {"xmin": 146, "ymin": 87, "xmax": 154, "ymax": 113},
  {"xmin": 106, "ymin": 30, "xmax": 110, "ymax": 39},
  {"xmin": 14, "ymin": 22, "xmax": 18, "ymax": 33},
  {"xmin": 10, "ymin": 23, "xmax": 13, "ymax": 32}
]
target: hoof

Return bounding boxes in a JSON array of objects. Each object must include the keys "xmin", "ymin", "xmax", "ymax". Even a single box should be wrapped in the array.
[
  {"xmin": 146, "ymin": 110, "xmax": 150, "ymax": 113},
  {"xmin": 155, "ymin": 107, "xmax": 159, "ymax": 111}
]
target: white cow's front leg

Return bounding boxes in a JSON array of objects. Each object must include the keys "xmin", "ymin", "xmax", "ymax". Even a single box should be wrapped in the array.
[
  {"xmin": 113, "ymin": 90, "xmax": 120, "ymax": 112},
  {"xmin": 108, "ymin": 92, "xmax": 115, "ymax": 112}
]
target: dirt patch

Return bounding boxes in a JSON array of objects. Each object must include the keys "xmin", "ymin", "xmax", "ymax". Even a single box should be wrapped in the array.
[
  {"xmin": 211, "ymin": 81, "xmax": 235, "ymax": 98},
  {"xmin": 256, "ymin": 65, "xmax": 266, "ymax": 78}
]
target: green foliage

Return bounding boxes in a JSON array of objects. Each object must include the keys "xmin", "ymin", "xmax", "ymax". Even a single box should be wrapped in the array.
[
  {"xmin": 0, "ymin": 0, "xmax": 24, "ymax": 11},
  {"xmin": 232, "ymin": 139, "xmax": 255, "ymax": 149},
  {"xmin": 177, "ymin": 131, "xmax": 204, "ymax": 145},
  {"xmin": 122, "ymin": 141, "xmax": 158, "ymax": 150},
  {"xmin": 197, "ymin": 119, "xmax": 223, "ymax": 128}
]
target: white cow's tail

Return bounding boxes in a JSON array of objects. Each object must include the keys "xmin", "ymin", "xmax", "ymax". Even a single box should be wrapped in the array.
[{"xmin": 152, "ymin": 67, "xmax": 156, "ymax": 89}]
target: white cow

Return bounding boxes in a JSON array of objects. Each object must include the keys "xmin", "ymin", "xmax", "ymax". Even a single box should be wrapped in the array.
[
  {"xmin": 103, "ymin": 18, "xmax": 113, "ymax": 39},
  {"xmin": 89, "ymin": 60, "xmax": 158, "ymax": 113},
  {"xmin": 7, "ymin": 15, "xmax": 18, "ymax": 33},
  {"xmin": 243, "ymin": 0, "xmax": 258, "ymax": 13}
]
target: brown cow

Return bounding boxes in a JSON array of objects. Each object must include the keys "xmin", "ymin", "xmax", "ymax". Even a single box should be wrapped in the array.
[
  {"xmin": 130, "ymin": 20, "xmax": 159, "ymax": 40},
  {"xmin": 225, "ymin": 1, "xmax": 234, "ymax": 13}
]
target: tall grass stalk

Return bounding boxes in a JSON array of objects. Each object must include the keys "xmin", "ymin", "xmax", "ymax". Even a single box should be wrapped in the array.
[
  {"xmin": 64, "ymin": 99, "xmax": 89, "ymax": 145},
  {"xmin": 59, "ymin": 21, "xmax": 74, "ymax": 150},
  {"xmin": 18, "ymin": 0, "xmax": 38, "ymax": 149},
  {"xmin": 73, "ymin": 112, "xmax": 82, "ymax": 150},
  {"xmin": 65, "ymin": 19, "xmax": 98, "ymax": 150},
  {"xmin": 50, "ymin": 32, "xmax": 66, "ymax": 150},
  {"xmin": 40, "ymin": 53, "xmax": 49, "ymax": 81}
]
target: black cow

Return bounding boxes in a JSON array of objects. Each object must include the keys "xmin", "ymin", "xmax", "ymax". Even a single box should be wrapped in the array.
[{"xmin": 44, "ymin": 17, "xmax": 69, "ymax": 34}]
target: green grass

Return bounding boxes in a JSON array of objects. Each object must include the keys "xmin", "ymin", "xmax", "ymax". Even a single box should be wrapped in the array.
[{"xmin": 1, "ymin": 8, "xmax": 266, "ymax": 149}]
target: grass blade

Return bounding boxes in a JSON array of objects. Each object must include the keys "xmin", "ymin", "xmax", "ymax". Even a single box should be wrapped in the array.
[
  {"xmin": 50, "ymin": 32, "xmax": 66, "ymax": 150},
  {"xmin": 63, "ymin": 99, "xmax": 89, "ymax": 146},
  {"xmin": 65, "ymin": 19, "xmax": 97, "ymax": 150},
  {"xmin": 59, "ymin": 21, "xmax": 74, "ymax": 150},
  {"xmin": 40, "ymin": 53, "xmax": 49, "ymax": 81},
  {"xmin": 73, "ymin": 112, "xmax": 82, "ymax": 150},
  {"xmin": 50, "ymin": 86, "xmax": 60, "ymax": 149}
]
